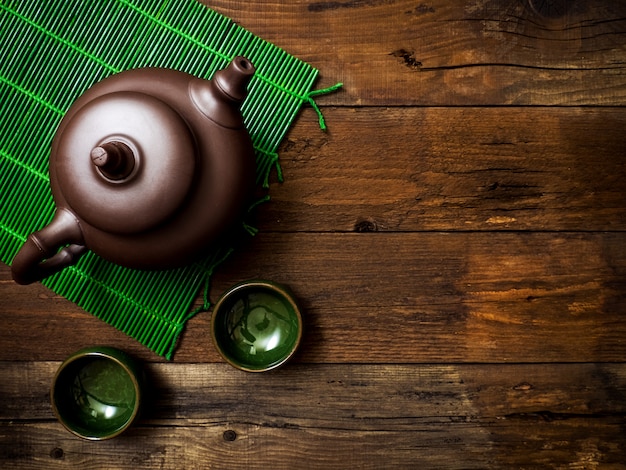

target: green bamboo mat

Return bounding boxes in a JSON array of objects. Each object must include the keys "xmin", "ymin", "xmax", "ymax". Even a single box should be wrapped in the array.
[{"xmin": 0, "ymin": 0, "xmax": 336, "ymax": 359}]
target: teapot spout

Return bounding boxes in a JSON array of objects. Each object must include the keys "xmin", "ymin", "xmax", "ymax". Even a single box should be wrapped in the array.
[
  {"xmin": 214, "ymin": 56, "xmax": 256, "ymax": 102},
  {"xmin": 12, "ymin": 209, "xmax": 86, "ymax": 285},
  {"xmin": 189, "ymin": 57, "xmax": 255, "ymax": 129}
]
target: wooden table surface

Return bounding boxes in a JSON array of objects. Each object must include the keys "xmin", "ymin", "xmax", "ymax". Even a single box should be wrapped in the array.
[{"xmin": 2, "ymin": 1, "xmax": 626, "ymax": 468}]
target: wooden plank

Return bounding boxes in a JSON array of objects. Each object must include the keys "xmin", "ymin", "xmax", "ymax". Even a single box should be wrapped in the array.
[
  {"xmin": 2, "ymin": 231, "xmax": 625, "ymax": 363},
  {"xmin": 260, "ymin": 106, "xmax": 626, "ymax": 232},
  {"xmin": 3, "ymin": 106, "xmax": 625, "ymax": 246},
  {"xmin": 207, "ymin": 0, "xmax": 626, "ymax": 105},
  {"xmin": 2, "ymin": 1, "xmax": 625, "ymax": 468},
  {"xmin": 1, "ymin": 362, "xmax": 625, "ymax": 469},
  {"xmin": 208, "ymin": 231, "xmax": 626, "ymax": 364}
]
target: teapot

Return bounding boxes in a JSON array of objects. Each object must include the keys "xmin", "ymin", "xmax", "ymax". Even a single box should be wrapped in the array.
[{"xmin": 12, "ymin": 57, "xmax": 257, "ymax": 285}]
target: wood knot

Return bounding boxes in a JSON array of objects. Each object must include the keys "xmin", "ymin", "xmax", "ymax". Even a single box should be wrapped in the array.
[
  {"xmin": 390, "ymin": 49, "xmax": 422, "ymax": 70},
  {"xmin": 354, "ymin": 218, "xmax": 379, "ymax": 232},
  {"xmin": 223, "ymin": 430, "xmax": 237, "ymax": 441},
  {"xmin": 50, "ymin": 447, "xmax": 64, "ymax": 459}
]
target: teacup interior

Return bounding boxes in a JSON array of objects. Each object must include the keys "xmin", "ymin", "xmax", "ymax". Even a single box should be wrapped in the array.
[
  {"xmin": 214, "ymin": 285, "xmax": 301, "ymax": 371},
  {"xmin": 53, "ymin": 355, "xmax": 137, "ymax": 439}
]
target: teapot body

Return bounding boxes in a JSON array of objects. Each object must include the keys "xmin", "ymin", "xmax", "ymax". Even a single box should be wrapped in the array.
[{"xmin": 12, "ymin": 58, "xmax": 256, "ymax": 283}]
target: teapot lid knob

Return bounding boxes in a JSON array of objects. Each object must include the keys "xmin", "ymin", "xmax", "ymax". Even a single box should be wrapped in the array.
[
  {"xmin": 90, "ymin": 141, "xmax": 136, "ymax": 181},
  {"xmin": 53, "ymin": 91, "xmax": 197, "ymax": 235}
]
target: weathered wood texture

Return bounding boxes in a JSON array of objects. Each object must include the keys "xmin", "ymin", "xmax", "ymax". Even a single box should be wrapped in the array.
[
  {"xmin": 2, "ymin": 362, "xmax": 626, "ymax": 469},
  {"xmin": 208, "ymin": 0, "xmax": 626, "ymax": 105},
  {"xmin": 2, "ymin": 0, "xmax": 626, "ymax": 468},
  {"xmin": 263, "ymin": 106, "xmax": 626, "ymax": 232},
  {"xmin": 2, "ymin": 231, "xmax": 626, "ymax": 363}
]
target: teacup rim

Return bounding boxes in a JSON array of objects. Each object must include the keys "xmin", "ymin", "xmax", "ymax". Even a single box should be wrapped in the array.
[
  {"xmin": 50, "ymin": 346, "xmax": 142, "ymax": 440},
  {"xmin": 210, "ymin": 279, "xmax": 303, "ymax": 372}
]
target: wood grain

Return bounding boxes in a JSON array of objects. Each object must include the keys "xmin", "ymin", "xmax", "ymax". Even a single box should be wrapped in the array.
[
  {"xmin": 207, "ymin": 0, "xmax": 626, "ymax": 105},
  {"xmin": 260, "ymin": 106, "xmax": 626, "ymax": 232},
  {"xmin": 2, "ymin": 231, "xmax": 625, "ymax": 363},
  {"xmin": 2, "ymin": 0, "xmax": 626, "ymax": 468},
  {"xmin": 1, "ymin": 362, "xmax": 625, "ymax": 469}
]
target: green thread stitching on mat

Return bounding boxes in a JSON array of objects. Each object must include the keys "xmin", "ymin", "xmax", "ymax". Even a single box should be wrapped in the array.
[
  {"xmin": 0, "ymin": 0, "xmax": 340, "ymax": 127},
  {"xmin": 189, "ymin": 248, "xmax": 235, "ymax": 317},
  {"xmin": 67, "ymin": 264, "xmax": 179, "ymax": 329},
  {"xmin": 257, "ymin": 149, "xmax": 282, "ymax": 188},
  {"xmin": 117, "ymin": 0, "xmax": 229, "ymax": 63},
  {"xmin": 0, "ymin": 74, "xmax": 64, "ymax": 117},
  {"xmin": 0, "ymin": 73, "xmax": 287, "ymax": 191},
  {"xmin": 119, "ymin": 0, "xmax": 341, "ymax": 129},
  {"xmin": 44, "ymin": 257, "xmax": 206, "ymax": 359},
  {"xmin": 0, "ymin": 3, "xmax": 120, "ymax": 74},
  {"xmin": 242, "ymin": 194, "xmax": 272, "ymax": 236},
  {"xmin": 0, "ymin": 148, "xmax": 49, "ymax": 182},
  {"xmin": 0, "ymin": 222, "xmax": 27, "ymax": 243},
  {"xmin": 0, "ymin": 0, "xmax": 340, "ymax": 358},
  {"xmin": 254, "ymin": 75, "xmax": 343, "ymax": 130},
  {"xmin": 0, "ymin": 70, "xmax": 283, "ymax": 174},
  {"xmin": 0, "ymin": 0, "xmax": 341, "ymax": 173},
  {"xmin": 0, "ymin": 0, "xmax": 298, "ymax": 281},
  {"xmin": 306, "ymin": 82, "xmax": 344, "ymax": 130}
]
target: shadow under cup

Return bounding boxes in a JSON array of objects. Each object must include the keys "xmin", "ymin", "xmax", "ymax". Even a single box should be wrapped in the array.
[{"xmin": 51, "ymin": 347, "xmax": 142, "ymax": 440}]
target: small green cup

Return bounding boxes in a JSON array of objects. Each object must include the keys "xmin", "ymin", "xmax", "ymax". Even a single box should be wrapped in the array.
[
  {"xmin": 51, "ymin": 346, "xmax": 143, "ymax": 440},
  {"xmin": 211, "ymin": 280, "xmax": 303, "ymax": 372}
]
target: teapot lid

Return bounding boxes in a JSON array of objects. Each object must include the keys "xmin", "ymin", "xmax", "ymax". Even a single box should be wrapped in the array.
[{"xmin": 53, "ymin": 91, "xmax": 196, "ymax": 234}]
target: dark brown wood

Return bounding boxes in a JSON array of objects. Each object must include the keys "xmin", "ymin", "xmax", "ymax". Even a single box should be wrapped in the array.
[
  {"xmin": 3, "ymin": 231, "xmax": 625, "ymax": 364},
  {"xmin": 1, "ymin": 362, "xmax": 625, "ymax": 469},
  {"xmin": 262, "ymin": 106, "xmax": 626, "ymax": 232},
  {"xmin": 208, "ymin": 0, "xmax": 626, "ymax": 106},
  {"xmin": 2, "ymin": 0, "xmax": 626, "ymax": 468}
]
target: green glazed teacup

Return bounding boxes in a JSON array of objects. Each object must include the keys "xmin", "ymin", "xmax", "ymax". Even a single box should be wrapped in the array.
[
  {"xmin": 51, "ymin": 346, "xmax": 143, "ymax": 440},
  {"xmin": 211, "ymin": 280, "xmax": 303, "ymax": 372}
]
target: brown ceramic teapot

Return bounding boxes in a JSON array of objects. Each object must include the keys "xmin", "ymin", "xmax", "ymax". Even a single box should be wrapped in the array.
[{"xmin": 12, "ymin": 57, "xmax": 256, "ymax": 285}]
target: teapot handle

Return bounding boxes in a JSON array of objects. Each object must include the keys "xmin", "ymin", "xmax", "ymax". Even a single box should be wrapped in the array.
[{"xmin": 11, "ymin": 209, "xmax": 86, "ymax": 285}]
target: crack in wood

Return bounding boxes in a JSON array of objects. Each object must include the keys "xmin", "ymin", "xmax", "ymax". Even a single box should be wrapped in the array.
[
  {"xmin": 419, "ymin": 62, "xmax": 626, "ymax": 72},
  {"xmin": 389, "ymin": 50, "xmax": 624, "ymax": 73},
  {"xmin": 308, "ymin": 0, "xmax": 395, "ymax": 12},
  {"xmin": 504, "ymin": 410, "xmax": 626, "ymax": 422}
]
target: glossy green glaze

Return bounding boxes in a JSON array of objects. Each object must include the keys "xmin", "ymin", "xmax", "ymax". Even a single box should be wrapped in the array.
[
  {"xmin": 212, "ymin": 281, "xmax": 303, "ymax": 372},
  {"xmin": 51, "ymin": 347, "xmax": 142, "ymax": 440}
]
